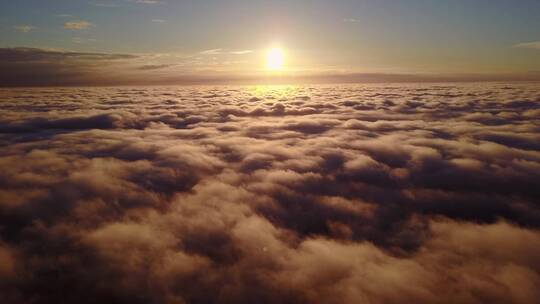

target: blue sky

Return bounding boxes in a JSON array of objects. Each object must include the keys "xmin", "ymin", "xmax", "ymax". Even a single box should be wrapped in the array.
[{"xmin": 1, "ymin": 0, "xmax": 540, "ymax": 83}]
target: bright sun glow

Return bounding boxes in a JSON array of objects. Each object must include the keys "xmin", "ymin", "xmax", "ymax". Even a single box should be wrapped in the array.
[{"xmin": 266, "ymin": 47, "xmax": 285, "ymax": 71}]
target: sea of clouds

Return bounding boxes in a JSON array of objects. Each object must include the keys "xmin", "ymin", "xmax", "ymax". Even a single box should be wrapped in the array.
[{"xmin": 1, "ymin": 83, "xmax": 540, "ymax": 303}]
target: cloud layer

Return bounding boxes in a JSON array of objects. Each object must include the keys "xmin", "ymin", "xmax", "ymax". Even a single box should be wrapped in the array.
[{"xmin": 0, "ymin": 84, "xmax": 539, "ymax": 303}]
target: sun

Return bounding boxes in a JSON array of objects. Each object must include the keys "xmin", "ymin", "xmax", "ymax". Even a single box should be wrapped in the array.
[{"xmin": 266, "ymin": 47, "xmax": 285, "ymax": 71}]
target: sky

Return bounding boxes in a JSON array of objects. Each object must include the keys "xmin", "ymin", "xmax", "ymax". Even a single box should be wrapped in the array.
[{"xmin": 1, "ymin": 0, "xmax": 540, "ymax": 85}]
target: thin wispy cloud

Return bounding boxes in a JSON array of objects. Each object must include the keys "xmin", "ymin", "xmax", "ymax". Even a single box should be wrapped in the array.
[
  {"xmin": 230, "ymin": 50, "xmax": 253, "ymax": 55},
  {"xmin": 200, "ymin": 48, "xmax": 223, "ymax": 55},
  {"xmin": 136, "ymin": 63, "xmax": 176, "ymax": 70},
  {"xmin": 92, "ymin": 2, "xmax": 119, "ymax": 8},
  {"xmin": 72, "ymin": 37, "xmax": 97, "ymax": 44},
  {"xmin": 64, "ymin": 20, "xmax": 94, "ymax": 30},
  {"xmin": 151, "ymin": 19, "xmax": 166, "ymax": 23},
  {"xmin": 200, "ymin": 49, "xmax": 253, "ymax": 55},
  {"xmin": 133, "ymin": 0, "xmax": 163, "ymax": 4},
  {"xmin": 343, "ymin": 18, "xmax": 360, "ymax": 23},
  {"xmin": 514, "ymin": 41, "xmax": 540, "ymax": 50},
  {"xmin": 14, "ymin": 25, "xmax": 35, "ymax": 33}
]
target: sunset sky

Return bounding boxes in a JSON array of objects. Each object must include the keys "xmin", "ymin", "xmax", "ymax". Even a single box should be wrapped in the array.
[
  {"xmin": 1, "ymin": 0, "xmax": 540, "ymax": 85},
  {"xmin": 2, "ymin": 2, "xmax": 540, "ymax": 303}
]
